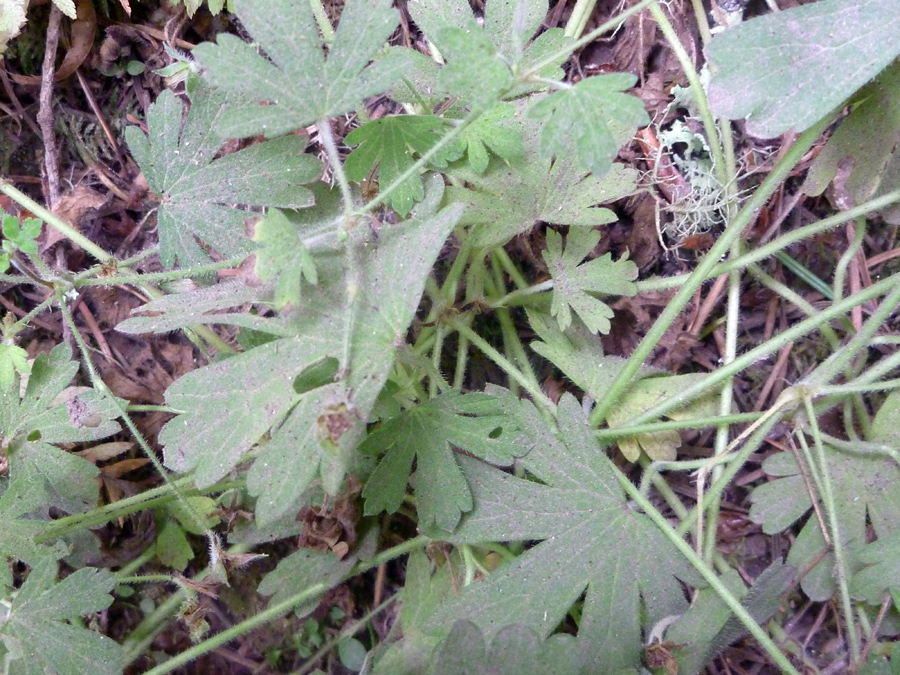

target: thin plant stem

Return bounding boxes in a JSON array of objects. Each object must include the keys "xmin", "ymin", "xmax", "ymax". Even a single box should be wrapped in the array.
[
  {"xmin": 75, "ymin": 257, "xmax": 244, "ymax": 286},
  {"xmin": 449, "ymin": 316, "xmax": 554, "ymax": 412},
  {"xmin": 140, "ymin": 536, "xmax": 432, "ymax": 675},
  {"xmin": 309, "ymin": 0, "xmax": 335, "ymax": 44},
  {"xmin": 600, "ymin": 254, "xmax": 896, "ymax": 442},
  {"xmin": 635, "ymin": 188, "xmax": 900, "ymax": 292},
  {"xmin": 0, "ymin": 180, "xmax": 114, "ymax": 264},
  {"xmin": 565, "ymin": 0, "xmax": 598, "ymax": 38},
  {"xmin": 597, "ymin": 411, "xmax": 762, "ymax": 440},
  {"xmin": 590, "ymin": 113, "xmax": 834, "ymax": 426},
  {"xmin": 317, "ymin": 117, "xmax": 356, "ymax": 218},
  {"xmin": 58, "ymin": 296, "xmax": 214, "ymax": 539},
  {"xmin": 610, "ymin": 455, "xmax": 800, "ymax": 674},
  {"xmin": 803, "ymin": 395, "xmax": 860, "ymax": 662},
  {"xmin": 833, "ymin": 217, "xmax": 866, "ymax": 303}
]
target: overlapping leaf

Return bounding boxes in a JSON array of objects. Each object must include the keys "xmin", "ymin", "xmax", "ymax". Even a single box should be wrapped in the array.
[
  {"xmin": 444, "ymin": 115, "xmax": 638, "ymax": 249},
  {"xmin": 706, "ymin": 0, "xmax": 900, "ymax": 138},
  {"xmin": 125, "ymin": 76, "xmax": 321, "ymax": 268},
  {"xmin": 157, "ymin": 178, "xmax": 464, "ymax": 524},
  {"xmin": 0, "ymin": 558, "xmax": 121, "ymax": 675},
  {"xmin": 543, "ymin": 227, "xmax": 638, "ymax": 334},
  {"xmin": 361, "ymin": 390, "xmax": 530, "ymax": 532},
  {"xmin": 749, "ymin": 390, "xmax": 900, "ymax": 600},
  {"xmin": 344, "ymin": 116, "xmax": 445, "ymax": 217},
  {"xmin": 529, "ymin": 74, "xmax": 650, "ymax": 177},
  {"xmin": 193, "ymin": 0, "xmax": 409, "ymax": 138},
  {"xmin": 423, "ymin": 394, "xmax": 700, "ymax": 670},
  {"xmin": 250, "ymin": 207, "xmax": 318, "ymax": 310}
]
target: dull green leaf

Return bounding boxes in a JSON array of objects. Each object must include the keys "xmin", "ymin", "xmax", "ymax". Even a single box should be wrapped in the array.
[
  {"xmin": 543, "ymin": 227, "xmax": 638, "ymax": 334},
  {"xmin": 0, "ymin": 558, "xmax": 121, "ymax": 675},
  {"xmin": 748, "ymin": 390, "xmax": 900, "ymax": 601},
  {"xmin": 125, "ymin": 77, "xmax": 321, "ymax": 268},
  {"xmin": 441, "ymin": 103, "xmax": 524, "ymax": 174},
  {"xmin": 361, "ymin": 390, "xmax": 529, "ymax": 532},
  {"xmin": 251, "ymin": 208, "xmax": 318, "ymax": 310},
  {"xmin": 607, "ymin": 373, "xmax": 719, "ymax": 462},
  {"xmin": 193, "ymin": 0, "xmax": 409, "ymax": 137},
  {"xmin": 0, "ymin": 343, "xmax": 29, "ymax": 392},
  {"xmin": 344, "ymin": 116, "xmax": 445, "ymax": 217},
  {"xmin": 529, "ymin": 74, "xmax": 649, "ymax": 176},
  {"xmin": 803, "ymin": 60, "xmax": 900, "ymax": 223},
  {"xmin": 423, "ymin": 394, "xmax": 700, "ymax": 670},
  {"xmin": 157, "ymin": 178, "xmax": 464, "ymax": 525},
  {"xmin": 445, "ymin": 115, "xmax": 638, "ymax": 249},
  {"xmin": 666, "ymin": 562, "xmax": 795, "ymax": 675},
  {"xmin": 706, "ymin": 0, "xmax": 900, "ymax": 138}
]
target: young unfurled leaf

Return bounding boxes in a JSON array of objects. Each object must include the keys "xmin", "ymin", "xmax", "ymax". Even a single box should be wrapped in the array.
[
  {"xmin": 0, "ymin": 558, "xmax": 121, "ymax": 675},
  {"xmin": 344, "ymin": 116, "xmax": 445, "ymax": 216},
  {"xmin": 193, "ymin": 0, "xmax": 409, "ymax": 138},
  {"xmin": 749, "ymin": 390, "xmax": 900, "ymax": 601},
  {"xmin": 529, "ymin": 75, "xmax": 650, "ymax": 177},
  {"xmin": 251, "ymin": 208, "xmax": 318, "ymax": 310},
  {"xmin": 361, "ymin": 390, "xmax": 529, "ymax": 532},
  {"xmin": 2, "ymin": 211, "xmax": 42, "ymax": 255},
  {"xmin": 408, "ymin": 0, "xmax": 570, "ymax": 102},
  {"xmin": 423, "ymin": 394, "xmax": 701, "ymax": 670},
  {"xmin": 543, "ymin": 227, "xmax": 638, "ymax": 334},
  {"xmin": 125, "ymin": 77, "xmax": 321, "ymax": 268},
  {"xmin": 706, "ymin": 0, "xmax": 900, "ymax": 138},
  {"xmin": 445, "ymin": 115, "xmax": 638, "ymax": 250}
]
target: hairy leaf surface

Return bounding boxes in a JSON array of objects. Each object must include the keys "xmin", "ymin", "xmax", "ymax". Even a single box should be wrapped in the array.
[
  {"xmin": 0, "ymin": 558, "xmax": 121, "ymax": 675},
  {"xmin": 445, "ymin": 116, "xmax": 637, "ymax": 249},
  {"xmin": 529, "ymin": 74, "xmax": 650, "ymax": 177},
  {"xmin": 193, "ymin": 0, "xmax": 409, "ymax": 137},
  {"xmin": 543, "ymin": 227, "xmax": 638, "ymax": 334},
  {"xmin": 125, "ymin": 77, "xmax": 321, "ymax": 268},
  {"xmin": 158, "ymin": 178, "xmax": 463, "ymax": 524},
  {"xmin": 423, "ymin": 394, "xmax": 699, "ymax": 670},
  {"xmin": 706, "ymin": 0, "xmax": 900, "ymax": 138},
  {"xmin": 361, "ymin": 390, "xmax": 530, "ymax": 532}
]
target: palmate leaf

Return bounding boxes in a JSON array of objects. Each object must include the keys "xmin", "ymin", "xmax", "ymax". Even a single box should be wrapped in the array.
[
  {"xmin": 543, "ymin": 227, "xmax": 638, "ymax": 334},
  {"xmin": 361, "ymin": 390, "xmax": 530, "ymax": 532},
  {"xmin": 0, "ymin": 558, "xmax": 121, "ymax": 675},
  {"xmin": 408, "ymin": 0, "xmax": 570, "ymax": 104},
  {"xmin": 155, "ymin": 178, "xmax": 464, "ymax": 525},
  {"xmin": 444, "ymin": 115, "xmax": 638, "ymax": 250},
  {"xmin": 529, "ymin": 74, "xmax": 650, "ymax": 177},
  {"xmin": 193, "ymin": 0, "xmax": 409, "ymax": 138},
  {"xmin": 706, "ymin": 0, "xmax": 900, "ymax": 138},
  {"xmin": 441, "ymin": 103, "xmax": 524, "ymax": 175},
  {"xmin": 125, "ymin": 76, "xmax": 321, "ymax": 268},
  {"xmin": 344, "ymin": 116, "xmax": 445, "ymax": 217},
  {"xmin": 423, "ymin": 394, "xmax": 700, "ymax": 670},
  {"xmin": 749, "ymin": 390, "xmax": 900, "ymax": 601}
]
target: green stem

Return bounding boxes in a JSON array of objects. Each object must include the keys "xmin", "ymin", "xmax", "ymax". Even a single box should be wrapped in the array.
[
  {"xmin": 565, "ymin": 0, "xmax": 598, "ymax": 38},
  {"xmin": 803, "ymin": 396, "xmax": 860, "ymax": 662},
  {"xmin": 140, "ymin": 536, "xmax": 431, "ymax": 675},
  {"xmin": 615, "ymin": 274, "xmax": 897, "ymax": 430},
  {"xmin": 449, "ymin": 316, "xmax": 554, "ymax": 412},
  {"xmin": 636, "ymin": 189, "xmax": 900, "ymax": 293},
  {"xmin": 309, "ymin": 0, "xmax": 335, "ymax": 44},
  {"xmin": 610, "ymin": 456, "xmax": 799, "ymax": 674},
  {"xmin": 317, "ymin": 117, "xmax": 356, "ymax": 218},
  {"xmin": 75, "ymin": 257, "xmax": 244, "ymax": 287},
  {"xmin": 0, "ymin": 180, "xmax": 115, "ymax": 263},
  {"xmin": 598, "ymin": 411, "xmax": 762, "ymax": 440},
  {"xmin": 589, "ymin": 113, "xmax": 834, "ymax": 426}
]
